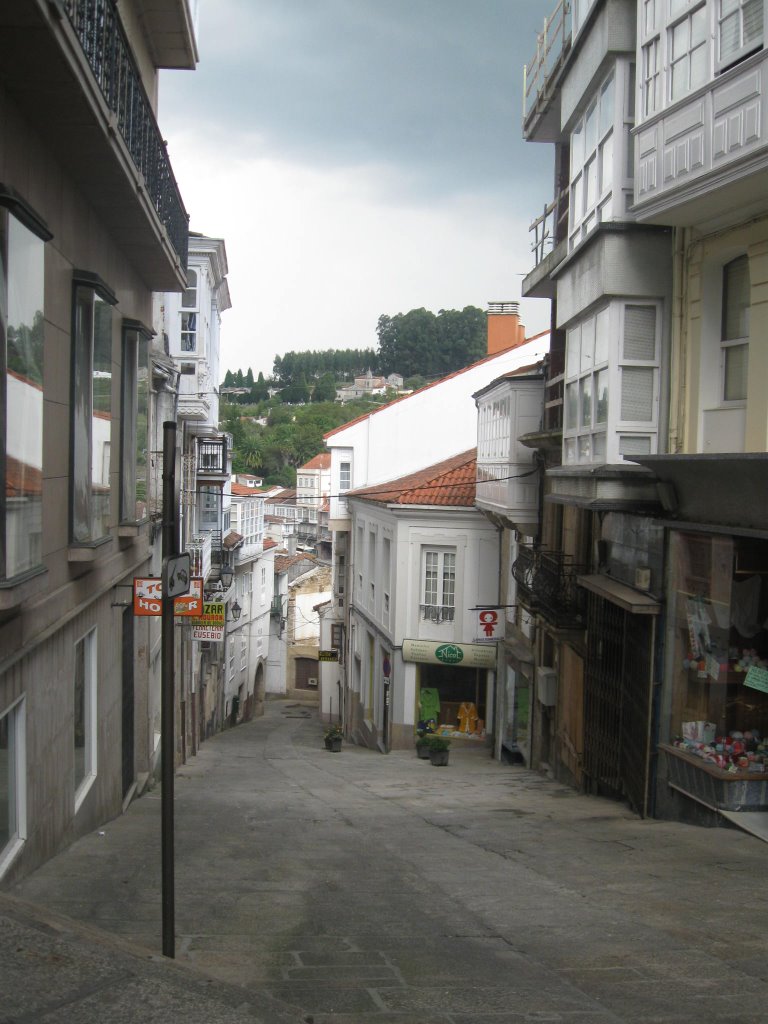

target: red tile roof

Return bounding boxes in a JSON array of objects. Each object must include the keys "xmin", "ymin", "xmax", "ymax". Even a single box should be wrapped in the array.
[
  {"xmin": 231, "ymin": 482, "xmax": 268, "ymax": 497},
  {"xmin": 348, "ymin": 449, "xmax": 477, "ymax": 507},
  {"xmin": 300, "ymin": 452, "xmax": 331, "ymax": 470},
  {"xmin": 263, "ymin": 538, "xmax": 279, "ymax": 550}
]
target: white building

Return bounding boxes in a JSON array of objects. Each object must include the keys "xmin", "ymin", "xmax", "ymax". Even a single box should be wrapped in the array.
[
  {"xmin": 344, "ymin": 450, "xmax": 500, "ymax": 751},
  {"xmin": 325, "ymin": 308, "xmax": 550, "ymax": 753}
]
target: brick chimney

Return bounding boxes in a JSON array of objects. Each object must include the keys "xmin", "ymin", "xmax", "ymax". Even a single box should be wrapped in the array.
[{"xmin": 486, "ymin": 301, "xmax": 526, "ymax": 355}]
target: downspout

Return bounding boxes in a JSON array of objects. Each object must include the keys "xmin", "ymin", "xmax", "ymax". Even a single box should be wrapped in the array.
[{"xmin": 493, "ymin": 523, "xmax": 504, "ymax": 762}]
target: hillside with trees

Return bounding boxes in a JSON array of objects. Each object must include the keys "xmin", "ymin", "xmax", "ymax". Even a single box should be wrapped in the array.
[
  {"xmin": 221, "ymin": 397, "xmax": 381, "ymax": 487},
  {"xmin": 220, "ymin": 305, "xmax": 488, "ymax": 483}
]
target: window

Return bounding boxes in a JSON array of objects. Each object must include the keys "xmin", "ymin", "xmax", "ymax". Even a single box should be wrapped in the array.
[
  {"xmin": 564, "ymin": 303, "xmax": 659, "ymax": 465},
  {"xmin": 180, "ymin": 268, "xmax": 197, "ymax": 353},
  {"xmin": 718, "ymin": 0, "xmax": 763, "ymax": 69},
  {"xmin": 74, "ymin": 628, "xmax": 97, "ymax": 807},
  {"xmin": 669, "ymin": 4, "xmax": 707, "ymax": 101},
  {"xmin": 120, "ymin": 322, "xmax": 149, "ymax": 523},
  {"xmin": 0, "ymin": 697, "xmax": 26, "ymax": 876},
  {"xmin": 228, "ymin": 638, "xmax": 235, "ymax": 680},
  {"xmin": 198, "ymin": 486, "xmax": 221, "ymax": 531},
  {"xmin": 339, "ymin": 461, "xmax": 351, "ymax": 491},
  {"xmin": 421, "ymin": 548, "xmax": 456, "ymax": 622},
  {"xmin": 182, "ymin": 268, "xmax": 197, "ymax": 308},
  {"xmin": 721, "ymin": 255, "xmax": 750, "ymax": 402},
  {"xmin": 240, "ymin": 637, "xmax": 248, "ymax": 670},
  {"xmin": 642, "ymin": 36, "xmax": 662, "ymax": 115},
  {"xmin": 71, "ymin": 274, "xmax": 116, "ymax": 544},
  {"xmin": 1, "ymin": 198, "xmax": 47, "ymax": 579},
  {"xmin": 618, "ymin": 304, "xmax": 659, "ymax": 457},
  {"xmin": 564, "ymin": 307, "xmax": 610, "ymax": 463},
  {"xmin": 569, "ymin": 72, "xmax": 616, "ymax": 249}
]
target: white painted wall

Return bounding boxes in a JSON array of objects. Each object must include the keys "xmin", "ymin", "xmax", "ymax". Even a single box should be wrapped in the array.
[{"xmin": 326, "ymin": 338, "xmax": 549, "ymax": 518}]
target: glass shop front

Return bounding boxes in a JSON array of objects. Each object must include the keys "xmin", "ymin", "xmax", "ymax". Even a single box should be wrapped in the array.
[{"xmin": 661, "ymin": 531, "xmax": 768, "ymax": 809}]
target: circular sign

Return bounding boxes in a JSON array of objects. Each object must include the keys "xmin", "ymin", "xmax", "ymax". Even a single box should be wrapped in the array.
[{"xmin": 435, "ymin": 644, "xmax": 464, "ymax": 665}]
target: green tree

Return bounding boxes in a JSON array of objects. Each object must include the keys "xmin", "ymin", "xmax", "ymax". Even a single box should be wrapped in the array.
[{"xmin": 313, "ymin": 372, "xmax": 337, "ymax": 402}]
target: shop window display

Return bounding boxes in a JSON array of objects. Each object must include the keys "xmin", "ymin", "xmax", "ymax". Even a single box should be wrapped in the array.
[{"xmin": 665, "ymin": 532, "xmax": 768, "ymax": 777}]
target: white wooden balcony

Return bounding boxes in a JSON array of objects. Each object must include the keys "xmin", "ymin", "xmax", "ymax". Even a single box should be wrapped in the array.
[{"xmin": 635, "ymin": 47, "xmax": 768, "ymax": 228}]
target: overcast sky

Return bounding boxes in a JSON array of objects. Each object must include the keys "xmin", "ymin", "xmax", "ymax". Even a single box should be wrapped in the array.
[{"xmin": 159, "ymin": 0, "xmax": 554, "ymax": 378}]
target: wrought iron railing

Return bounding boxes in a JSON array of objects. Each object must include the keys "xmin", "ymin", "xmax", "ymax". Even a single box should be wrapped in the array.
[
  {"xmin": 523, "ymin": 0, "xmax": 572, "ymax": 122},
  {"xmin": 420, "ymin": 604, "xmax": 455, "ymax": 624},
  {"xmin": 63, "ymin": 0, "xmax": 189, "ymax": 267},
  {"xmin": 512, "ymin": 545, "xmax": 587, "ymax": 628},
  {"xmin": 196, "ymin": 438, "xmax": 228, "ymax": 474}
]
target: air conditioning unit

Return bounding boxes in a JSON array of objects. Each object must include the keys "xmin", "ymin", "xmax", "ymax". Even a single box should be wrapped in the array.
[
  {"xmin": 536, "ymin": 667, "xmax": 557, "ymax": 707},
  {"xmin": 307, "ymin": 677, "xmax": 318, "ymax": 688}
]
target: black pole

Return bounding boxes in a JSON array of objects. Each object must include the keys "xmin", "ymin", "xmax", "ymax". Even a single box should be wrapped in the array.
[{"xmin": 161, "ymin": 421, "xmax": 178, "ymax": 958}]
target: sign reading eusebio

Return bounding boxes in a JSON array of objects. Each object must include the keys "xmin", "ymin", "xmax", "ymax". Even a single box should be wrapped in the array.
[
  {"xmin": 191, "ymin": 602, "xmax": 226, "ymax": 642},
  {"xmin": 402, "ymin": 639, "xmax": 496, "ymax": 669}
]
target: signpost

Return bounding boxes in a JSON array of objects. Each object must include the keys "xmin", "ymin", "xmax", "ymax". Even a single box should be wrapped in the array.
[{"xmin": 318, "ymin": 649, "xmax": 339, "ymax": 662}]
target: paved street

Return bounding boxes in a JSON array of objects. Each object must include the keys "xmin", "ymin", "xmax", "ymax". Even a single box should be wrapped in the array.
[{"xmin": 9, "ymin": 699, "xmax": 768, "ymax": 1023}]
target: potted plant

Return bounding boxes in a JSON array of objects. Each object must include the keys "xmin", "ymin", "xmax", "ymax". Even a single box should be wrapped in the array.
[
  {"xmin": 324, "ymin": 724, "xmax": 343, "ymax": 752},
  {"xmin": 426, "ymin": 734, "xmax": 451, "ymax": 767},
  {"xmin": 415, "ymin": 734, "xmax": 432, "ymax": 759}
]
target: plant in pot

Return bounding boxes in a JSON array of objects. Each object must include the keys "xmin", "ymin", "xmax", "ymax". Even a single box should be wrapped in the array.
[
  {"xmin": 415, "ymin": 725, "xmax": 434, "ymax": 759},
  {"xmin": 324, "ymin": 724, "xmax": 343, "ymax": 752},
  {"xmin": 426, "ymin": 734, "xmax": 451, "ymax": 767}
]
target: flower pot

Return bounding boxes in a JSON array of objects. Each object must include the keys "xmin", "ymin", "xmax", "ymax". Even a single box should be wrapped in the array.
[
  {"xmin": 416, "ymin": 742, "xmax": 431, "ymax": 759},
  {"xmin": 330, "ymin": 737, "xmax": 342, "ymax": 753},
  {"xmin": 324, "ymin": 737, "xmax": 333, "ymax": 750},
  {"xmin": 429, "ymin": 750, "xmax": 450, "ymax": 767}
]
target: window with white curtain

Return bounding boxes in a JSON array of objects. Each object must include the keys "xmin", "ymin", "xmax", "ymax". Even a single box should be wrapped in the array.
[
  {"xmin": 421, "ymin": 548, "xmax": 456, "ymax": 622},
  {"xmin": 721, "ymin": 255, "xmax": 750, "ymax": 402}
]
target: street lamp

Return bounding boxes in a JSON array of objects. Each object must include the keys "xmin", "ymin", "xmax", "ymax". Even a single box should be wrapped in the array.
[
  {"xmin": 220, "ymin": 565, "xmax": 234, "ymax": 590},
  {"xmin": 230, "ymin": 599, "xmax": 242, "ymax": 622}
]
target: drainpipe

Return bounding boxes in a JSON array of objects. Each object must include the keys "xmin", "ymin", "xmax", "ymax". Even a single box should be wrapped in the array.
[{"xmin": 493, "ymin": 523, "xmax": 504, "ymax": 762}]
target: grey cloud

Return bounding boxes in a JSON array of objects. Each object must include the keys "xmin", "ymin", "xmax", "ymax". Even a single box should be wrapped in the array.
[{"xmin": 162, "ymin": 0, "xmax": 552, "ymax": 205}]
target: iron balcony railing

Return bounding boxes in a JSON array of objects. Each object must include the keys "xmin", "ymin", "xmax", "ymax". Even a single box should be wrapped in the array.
[
  {"xmin": 196, "ymin": 438, "xmax": 228, "ymax": 475},
  {"xmin": 523, "ymin": 0, "xmax": 572, "ymax": 122},
  {"xmin": 63, "ymin": 0, "xmax": 189, "ymax": 267},
  {"xmin": 420, "ymin": 604, "xmax": 455, "ymax": 624},
  {"xmin": 512, "ymin": 545, "xmax": 587, "ymax": 628}
]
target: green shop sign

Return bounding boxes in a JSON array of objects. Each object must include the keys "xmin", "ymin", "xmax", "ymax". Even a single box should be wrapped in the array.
[{"xmin": 402, "ymin": 639, "xmax": 496, "ymax": 669}]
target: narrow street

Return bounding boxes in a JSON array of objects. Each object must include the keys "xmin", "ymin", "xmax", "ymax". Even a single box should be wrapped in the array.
[{"xmin": 12, "ymin": 699, "xmax": 768, "ymax": 1023}]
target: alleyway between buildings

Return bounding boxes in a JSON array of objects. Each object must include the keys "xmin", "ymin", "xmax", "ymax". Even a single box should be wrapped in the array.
[{"xmin": 7, "ymin": 699, "xmax": 768, "ymax": 1023}]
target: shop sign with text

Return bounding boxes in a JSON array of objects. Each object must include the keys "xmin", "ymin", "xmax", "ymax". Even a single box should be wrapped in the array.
[
  {"xmin": 402, "ymin": 639, "xmax": 496, "ymax": 669},
  {"xmin": 133, "ymin": 576, "xmax": 203, "ymax": 617},
  {"xmin": 191, "ymin": 602, "xmax": 225, "ymax": 642}
]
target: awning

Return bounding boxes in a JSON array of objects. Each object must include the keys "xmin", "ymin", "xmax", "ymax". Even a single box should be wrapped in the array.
[
  {"xmin": 635, "ymin": 453, "xmax": 768, "ymax": 533},
  {"xmin": 577, "ymin": 574, "xmax": 660, "ymax": 614}
]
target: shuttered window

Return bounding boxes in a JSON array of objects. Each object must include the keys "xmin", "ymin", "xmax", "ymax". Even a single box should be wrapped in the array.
[{"xmin": 719, "ymin": 0, "xmax": 763, "ymax": 69}]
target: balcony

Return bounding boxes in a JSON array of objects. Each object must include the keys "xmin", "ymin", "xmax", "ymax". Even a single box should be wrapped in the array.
[
  {"xmin": 512, "ymin": 545, "xmax": 587, "ymax": 629},
  {"xmin": 0, "ymin": 0, "xmax": 189, "ymax": 290},
  {"xmin": 188, "ymin": 534, "xmax": 212, "ymax": 580},
  {"xmin": 475, "ymin": 374, "xmax": 545, "ymax": 533},
  {"xmin": 420, "ymin": 604, "xmax": 455, "ymax": 624},
  {"xmin": 522, "ymin": 0, "xmax": 572, "ymax": 141},
  {"xmin": 522, "ymin": 187, "xmax": 569, "ymax": 299},
  {"xmin": 196, "ymin": 438, "xmax": 228, "ymax": 477},
  {"xmin": 635, "ymin": 48, "xmax": 768, "ymax": 229}
]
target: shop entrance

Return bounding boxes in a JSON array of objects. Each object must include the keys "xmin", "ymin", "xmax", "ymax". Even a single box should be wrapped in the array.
[
  {"xmin": 583, "ymin": 594, "xmax": 654, "ymax": 816},
  {"xmin": 416, "ymin": 663, "xmax": 486, "ymax": 736}
]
